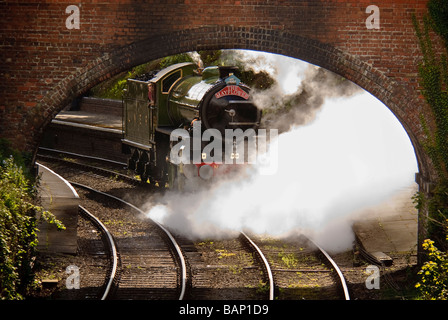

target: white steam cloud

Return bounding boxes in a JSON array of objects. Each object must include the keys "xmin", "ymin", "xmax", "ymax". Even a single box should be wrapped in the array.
[
  {"xmin": 145, "ymin": 51, "xmax": 418, "ymax": 253},
  {"xmin": 225, "ymin": 50, "xmax": 363, "ymax": 132}
]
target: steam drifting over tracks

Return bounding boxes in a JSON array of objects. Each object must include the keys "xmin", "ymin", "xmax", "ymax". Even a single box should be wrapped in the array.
[{"xmin": 36, "ymin": 158, "xmax": 348, "ymax": 300}]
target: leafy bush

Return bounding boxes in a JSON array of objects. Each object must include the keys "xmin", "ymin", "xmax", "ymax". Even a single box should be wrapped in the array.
[
  {"xmin": 415, "ymin": 239, "xmax": 448, "ymax": 299},
  {"xmin": 0, "ymin": 141, "xmax": 64, "ymax": 299},
  {"xmin": 0, "ymin": 157, "xmax": 39, "ymax": 299}
]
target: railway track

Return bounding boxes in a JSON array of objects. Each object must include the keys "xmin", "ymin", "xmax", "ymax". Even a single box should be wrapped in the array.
[
  {"xmin": 78, "ymin": 205, "xmax": 120, "ymax": 300},
  {"xmin": 240, "ymin": 232, "xmax": 274, "ymax": 300},
  {"xmin": 38, "ymin": 146, "xmax": 127, "ymax": 168},
  {"xmin": 37, "ymin": 156, "xmax": 348, "ymax": 300},
  {"xmin": 36, "ymin": 154, "xmax": 273, "ymax": 299},
  {"xmin": 172, "ymin": 232, "xmax": 274, "ymax": 300},
  {"xmin": 247, "ymin": 234, "xmax": 350, "ymax": 300},
  {"xmin": 37, "ymin": 148, "xmax": 139, "ymax": 185},
  {"xmin": 309, "ymin": 238, "xmax": 350, "ymax": 300},
  {"xmin": 72, "ymin": 182, "xmax": 187, "ymax": 300},
  {"xmin": 75, "ymin": 181, "xmax": 273, "ymax": 300}
]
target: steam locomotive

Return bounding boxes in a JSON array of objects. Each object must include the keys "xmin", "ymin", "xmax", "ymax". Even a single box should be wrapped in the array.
[{"xmin": 122, "ymin": 62, "xmax": 262, "ymax": 189}]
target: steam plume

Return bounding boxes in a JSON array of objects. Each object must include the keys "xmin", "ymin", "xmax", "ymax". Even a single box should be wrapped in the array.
[
  {"xmin": 222, "ymin": 50, "xmax": 362, "ymax": 132},
  {"xmin": 144, "ymin": 51, "xmax": 417, "ymax": 253}
]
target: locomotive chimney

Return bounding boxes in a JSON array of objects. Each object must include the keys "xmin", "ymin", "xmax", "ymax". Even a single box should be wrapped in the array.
[{"xmin": 219, "ymin": 66, "xmax": 239, "ymax": 79}]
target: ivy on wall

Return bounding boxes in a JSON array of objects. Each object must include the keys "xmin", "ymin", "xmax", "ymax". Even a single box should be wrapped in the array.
[
  {"xmin": 413, "ymin": 0, "xmax": 448, "ymax": 300},
  {"xmin": 413, "ymin": 0, "xmax": 448, "ymax": 246}
]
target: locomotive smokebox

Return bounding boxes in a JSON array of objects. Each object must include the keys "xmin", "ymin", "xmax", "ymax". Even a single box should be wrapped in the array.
[{"xmin": 163, "ymin": 63, "xmax": 261, "ymax": 134}]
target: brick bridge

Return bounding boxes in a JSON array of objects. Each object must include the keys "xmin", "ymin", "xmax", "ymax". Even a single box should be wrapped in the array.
[{"xmin": 0, "ymin": 1, "xmax": 439, "ymax": 235}]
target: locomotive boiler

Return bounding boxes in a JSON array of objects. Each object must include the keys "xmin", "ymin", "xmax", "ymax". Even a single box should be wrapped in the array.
[{"xmin": 122, "ymin": 62, "xmax": 262, "ymax": 189}]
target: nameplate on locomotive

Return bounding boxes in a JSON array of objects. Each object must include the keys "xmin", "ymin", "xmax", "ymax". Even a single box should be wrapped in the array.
[{"xmin": 215, "ymin": 86, "xmax": 249, "ymax": 100}]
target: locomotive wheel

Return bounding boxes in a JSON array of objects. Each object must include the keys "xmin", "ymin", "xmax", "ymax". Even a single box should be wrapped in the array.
[
  {"xmin": 127, "ymin": 148, "xmax": 139, "ymax": 171},
  {"xmin": 143, "ymin": 162, "xmax": 152, "ymax": 183},
  {"xmin": 136, "ymin": 150, "xmax": 150, "ymax": 183}
]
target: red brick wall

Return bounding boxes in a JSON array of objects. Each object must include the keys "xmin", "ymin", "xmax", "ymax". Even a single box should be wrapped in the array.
[{"xmin": 0, "ymin": 0, "xmax": 436, "ymax": 179}]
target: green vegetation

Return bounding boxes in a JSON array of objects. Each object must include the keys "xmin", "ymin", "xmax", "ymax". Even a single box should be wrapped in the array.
[
  {"xmin": 88, "ymin": 51, "xmax": 275, "ymax": 99},
  {"xmin": 415, "ymin": 239, "xmax": 448, "ymax": 299},
  {"xmin": 201, "ymin": 50, "xmax": 275, "ymax": 90},
  {"xmin": 413, "ymin": 0, "xmax": 448, "ymax": 300},
  {"xmin": 88, "ymin": 59, "xmax": 164, "ymax": 100},
  {"xmin": 0, "ymin": 139, "xmax": 63, "ymax": 299},
  {"xmin": 413, "ymin": 0, "xmax": 448, "ymax": 246}
]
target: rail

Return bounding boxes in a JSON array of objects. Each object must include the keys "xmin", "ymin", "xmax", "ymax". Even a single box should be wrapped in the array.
[
  {"xmin": 307, "ymin": 237, "xmax": 350, "ymax": 300},
  {"xmin": 37, "ymin": 151, "xmax": 138, "ymax": 185},
  {"xmin": 240, "ymin": 232, "xmax": 275, "ymax": 300},
  {"xmin": 70, "ymin": 181, "xmax": 188, "ymax": 300},
  {"xmin": 38, "ymin": 146, "xmax": 127, "ymax": 167},
  {"xmin": 78, "ymin": 205, "xmax": 120, "ymax": 300}
]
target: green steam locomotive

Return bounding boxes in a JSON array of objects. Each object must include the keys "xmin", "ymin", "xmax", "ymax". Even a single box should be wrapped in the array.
[{"xmin": 122, "ymin": 62, "xmax": 262, "ymax": 189}]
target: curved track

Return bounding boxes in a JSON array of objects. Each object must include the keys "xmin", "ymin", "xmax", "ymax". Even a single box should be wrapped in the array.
[
  {"xmin": 38, "ymin": 154, "xmax": 348, "ymax": 300},
  {"xmin": 72, "ymin": 182, "xmax": 187, "ymax": 300},
  {"xmin": 37, "ymin": 158, "xmax": 271, "ymax": 300},
  {"xmin": 37, "ymin": 148, "xmax": 139, "ymax": 185},
  {"xmin": 247, "ymin": 234, "xmax": 350, "ymax": 300},
  {"xmin": 78, "ymin": 205, "xmax": 120, "ymax": 300},
  {"xmin": 240, "ymin": 232, "xmax": 274, "ymax": 300},
  {"xmin": 307, "ymin": 237, "xmax": 350, "ymax": 300},
  {"xmin": 38, "ymin": 146, "xmax": 127, "ymax": 167}
]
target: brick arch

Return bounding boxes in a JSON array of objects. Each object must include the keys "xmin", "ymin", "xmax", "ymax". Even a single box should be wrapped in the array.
[{"xmin": 36, "ymin": 26, "xmax": 430, "ymax": 180}]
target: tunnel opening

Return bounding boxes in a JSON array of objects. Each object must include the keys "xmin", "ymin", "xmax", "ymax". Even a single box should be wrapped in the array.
[{"xmin": 38, "ymin": 50, "xmax": 419, "ymax": 256}]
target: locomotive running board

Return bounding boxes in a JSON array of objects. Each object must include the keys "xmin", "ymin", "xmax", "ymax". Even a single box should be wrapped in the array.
[
  {"xmin": 228, "ymin": 122, "xmax": 260, "ymax": 126},
  {"xmin": 121, "ymin": 139, "xmax": 154, "ymax": 151},
  {"xmin": 155, "ymin": 126, "xmax": 177, "ymax": 136}
]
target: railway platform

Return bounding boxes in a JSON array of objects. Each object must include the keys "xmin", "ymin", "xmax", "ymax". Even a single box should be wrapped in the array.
[
  {"xmin": 54, "ymin": 110, "xmax": 122, "ymax": 130},
  {"xmin": 36, "ymin": 162, "xmax": 79, "ymax": 254},
  {"xmin": 352, "ymin": 185, "xmax": 419, "ymax": 265},
  {"xmin": 40, "ymin": 97, "xmax": 126, "ymax": 163},
  {"xmin": 60, "ymin": 96, "xmax": 122, "ymax": 129}
]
